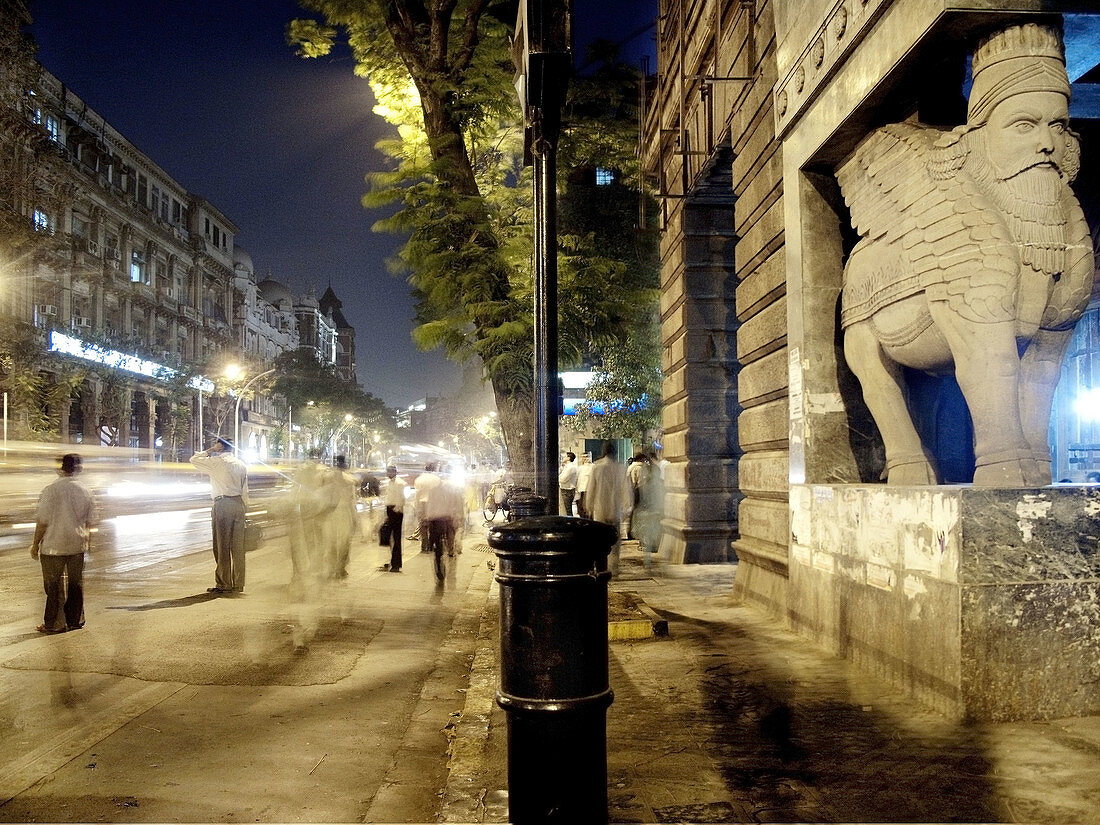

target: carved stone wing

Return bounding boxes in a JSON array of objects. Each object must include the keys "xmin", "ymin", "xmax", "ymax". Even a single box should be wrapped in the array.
[{"xmin": 837, "ymin": 123, "xmax": 1018, "ymax": 326}]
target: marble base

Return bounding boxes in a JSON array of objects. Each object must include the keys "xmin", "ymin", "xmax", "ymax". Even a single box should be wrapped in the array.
[{"xmin": 788, "ymin": 484, "xmax": 1100, "ymax": 721}]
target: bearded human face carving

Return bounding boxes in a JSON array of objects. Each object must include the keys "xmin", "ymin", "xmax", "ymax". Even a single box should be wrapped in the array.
[
  {"xmin": 836, "ymin": 24, "xmax": 1094, "ymax": 487},
  {"xmin": 984, "ymin": 91, "xmax": 1070, "ymax": 179}
]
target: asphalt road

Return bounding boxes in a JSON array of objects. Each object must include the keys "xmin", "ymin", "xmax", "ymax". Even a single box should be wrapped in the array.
[{"xmin": 0, "ymin": 503, "xmax": 491, "ymax": 822}]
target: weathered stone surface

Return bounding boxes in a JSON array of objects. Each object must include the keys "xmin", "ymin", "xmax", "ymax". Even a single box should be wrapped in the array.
[
  {"xmin": 737, "ymin": 296, "xmax": 788, "ymax": 363},
  {"xmin": 738, "ymin": 347, "xmax": 788, "ymax": 406},
  {"xmin": 788, "ymin": 483, "xmax": 1100, "ymax": 720},
  {"xmin": 738, "ymin": 399, "xmax": 789, "ymax": 451},
  {"xmin": 738, "ymin": 449, "xmax": 790, "ymax": 497},
  {"xmin": 739, "ymin": 497, "xmax": 790, "ymax": 549},
  {"xmin": 736, "ymin": 251, "xmax": 786, "ymax": 321}
]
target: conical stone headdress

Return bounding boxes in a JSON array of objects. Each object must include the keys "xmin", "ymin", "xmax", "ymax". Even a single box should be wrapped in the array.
[{"xmin": 967, "ymin": 23, "xmax": 1071, "ymax": 126}]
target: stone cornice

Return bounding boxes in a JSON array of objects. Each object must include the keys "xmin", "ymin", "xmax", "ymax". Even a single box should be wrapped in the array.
[{"xmin": 774, "ymin": 0, "xmax": 888, "ymax": 139}]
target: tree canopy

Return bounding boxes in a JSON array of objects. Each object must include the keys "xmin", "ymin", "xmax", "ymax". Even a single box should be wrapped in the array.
[{"xmin": 288, "ymin": 1, "xmax": 660, "ymax": 476}]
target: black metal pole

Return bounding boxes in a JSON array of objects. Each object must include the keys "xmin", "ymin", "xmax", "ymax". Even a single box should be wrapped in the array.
[{"xmin": 533, "ymin": 138, "xmax": 559, "ymax": 508}]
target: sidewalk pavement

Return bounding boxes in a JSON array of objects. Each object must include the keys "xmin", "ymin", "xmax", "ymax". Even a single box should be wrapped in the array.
[{"xmin": 440, "ymin": 540, "xmax": 1100, "ymax": 824}]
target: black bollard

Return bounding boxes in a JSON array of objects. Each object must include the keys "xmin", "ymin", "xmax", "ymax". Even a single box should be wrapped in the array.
[
  {"xmin": 508, "ymin": 491, "xmax": 547, "ymax": 519},
  {"xmin": 488, "ymin": 515, "xmax": 618, "ymax": 824}
]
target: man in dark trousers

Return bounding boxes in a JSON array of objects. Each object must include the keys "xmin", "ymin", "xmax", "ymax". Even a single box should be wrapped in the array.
[
  {"xmin": 382, "ymin": 465, "xmax": 406, "ymax": 571},
  {"xmin": 31, "ymin": 453, "xmax": 96, "ymax": 633},
  {"xmin": 190, "ymin": 436, "xmax": 249, "ymax": 594}
]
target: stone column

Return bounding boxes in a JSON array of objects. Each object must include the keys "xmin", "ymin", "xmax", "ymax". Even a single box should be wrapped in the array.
[
  {"xmin": 81, "ymin": 380, "xmax": 100, "ymax": 445},
  {"xmin": 659, "ymin": 176, "xmax": 740, "ymax": 563}
]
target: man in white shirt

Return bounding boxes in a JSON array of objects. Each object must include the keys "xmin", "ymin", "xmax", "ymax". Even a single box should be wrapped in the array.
[
  {"xmin": 558, "ymin": 451, "xmax": 578, "ymax": 515},
  {"xmin": 31, "ymin": 453, "xmax": 96, "ymax": 633},
  {"xmin": 190, "ymin": 437, "xmax": 250, "ymax": 594},
  {"xmin": 585, "ymin": 442, "xmax": 630, "ymax": 576},
  {"xmin": 575, "ymin": 452, "xmax": 593, "ymax": 518},
  {"xmin": 382, "ymin": 465, "xmax": 406, "ymax": 572}
]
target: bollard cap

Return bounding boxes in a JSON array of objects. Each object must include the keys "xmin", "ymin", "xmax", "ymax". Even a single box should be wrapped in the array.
[{"xmin": 488, "ymin": 515, "xmax": 617, "ymax": 558}]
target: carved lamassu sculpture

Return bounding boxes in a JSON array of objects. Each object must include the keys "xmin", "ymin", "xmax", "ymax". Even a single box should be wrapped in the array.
[{"xmin": 837, "ymin": 23, "xmax": 1094, "ymax": 486}]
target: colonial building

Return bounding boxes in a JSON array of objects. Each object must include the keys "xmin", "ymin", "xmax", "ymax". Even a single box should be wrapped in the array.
[
  {"xmin": 0, "ymin": 57, "xmax": 296, "ymax": 458},
  {"xmin": 319, "ymin": 284, "xmax": 357, "ymax": 384},
  {"xmin": 646, "ymin": 1, "xmax": 1100, "ymax": 719},
  {"xmin": 293, "ymin": 286, "xmax": 338, "ymax": 367},
  {"xmin": 233, "ymin": 248, "xmax": 299, "ymax": 457}
]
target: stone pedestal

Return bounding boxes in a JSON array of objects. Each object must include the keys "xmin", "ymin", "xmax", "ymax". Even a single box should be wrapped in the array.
[{"xmin": 788, "ymin": 484, "xmax": 1100, "ymax": 721}]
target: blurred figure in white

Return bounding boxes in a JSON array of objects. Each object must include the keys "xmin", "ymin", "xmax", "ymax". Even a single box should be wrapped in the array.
[
  {"xmin": 633, "ymin": 452, "xmax": 665, "ymax": 569},
  {"xmin": 585, "ymin": 442, "xmax": 630, "ymax": 576},
  {"xmin": 627, "ymin": 452, "xmax": 649, "ymax": 539},
  {"xmin": 439, "ymin": 470, "xmax": 467, "ymax": 557},
  {"xmin": 325, "ymin": 456, "xmax": 358, "ymax": 579},
  {"xmin": 30, "ymin": 453, "xmax": 96, "ymax": 633},
  {"xmin": 414, "ymin": 462, "xmax": 441, "ymax": 554},
  {"xmin": 575, "ymin": 452, "xmax": 593, "ymax": 518}
]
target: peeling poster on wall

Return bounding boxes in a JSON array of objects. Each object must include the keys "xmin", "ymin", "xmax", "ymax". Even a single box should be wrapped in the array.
[{"xmin": 789, "ymin": 346, "xmax": 804, "ymax": 421}]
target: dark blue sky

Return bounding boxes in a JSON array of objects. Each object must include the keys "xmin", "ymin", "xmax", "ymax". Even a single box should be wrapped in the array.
[{"xmin": 27, "ymin": 1, "xmax": 656, "ymax": 409}]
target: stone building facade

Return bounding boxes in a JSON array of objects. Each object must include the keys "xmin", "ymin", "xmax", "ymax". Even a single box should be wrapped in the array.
[
  {"xmin": 646, "ymin": 1, "xmax": 1100, "ymax": 718},
  {"xmin": 1, "ymin": 58, "xmax": 355, "ymax": 459}
]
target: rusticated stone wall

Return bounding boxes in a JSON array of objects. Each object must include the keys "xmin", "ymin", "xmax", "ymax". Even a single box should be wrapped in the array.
[{"xmin": 648, "ymin": 0, "xmax": 787, "ymax": 568}]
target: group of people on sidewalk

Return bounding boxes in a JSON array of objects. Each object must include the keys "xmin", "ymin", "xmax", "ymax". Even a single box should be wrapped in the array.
[
  {"xmin": 559, "ymin": 443, "xmax": 665, "ymax": 574},
  {"xmin": 27, "ymin": 438, "xmax": 664, "ymax": 633}
]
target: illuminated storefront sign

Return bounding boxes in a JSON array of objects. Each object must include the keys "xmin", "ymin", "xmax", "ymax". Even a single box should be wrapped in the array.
[{"xmin": 49, "ymin": 330, "xmax": 214, "ymax": 392}]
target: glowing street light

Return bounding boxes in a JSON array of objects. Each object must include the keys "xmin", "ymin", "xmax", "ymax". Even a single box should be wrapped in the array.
[{"xmin": 231, "ymin": 367, "xmax": 276, "ymax": 458}]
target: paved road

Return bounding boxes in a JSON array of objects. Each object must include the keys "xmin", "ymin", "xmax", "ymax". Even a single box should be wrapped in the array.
[{"xmin": 0, "ymin": 505, "xmax": 493, "ymax": 822}]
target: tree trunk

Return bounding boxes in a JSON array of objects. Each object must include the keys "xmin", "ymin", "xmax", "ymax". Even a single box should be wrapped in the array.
[{"xmin": 494, "ymin": 383, "xmax": 535, "ymax": 487}]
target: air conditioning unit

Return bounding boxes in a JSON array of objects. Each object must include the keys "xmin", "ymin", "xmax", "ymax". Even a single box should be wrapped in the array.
[
  {"xmin": 85, "ymin": 238, "xmax": 100, "ymax": 256},
  {"xmin": 37, "ymin": 304, "xmax": 57, "ymax": 316},
  {"xmin": 74, "ymin": 316, "xmax": 91, "ymax": 328}
]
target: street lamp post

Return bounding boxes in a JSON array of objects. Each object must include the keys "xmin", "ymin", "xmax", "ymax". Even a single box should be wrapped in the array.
[
  {"xmin": 513, "ymin": 0, "xmax": 571, "ymax": 504},
  {"xmin": 233, "ymin": 368, "xmax": 276, "ymax": 458}
]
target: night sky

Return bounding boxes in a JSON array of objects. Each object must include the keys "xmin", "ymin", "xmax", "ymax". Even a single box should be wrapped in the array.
[{"xmin": 27, "ymin": 1, "xmax": 657, "ymax": 409}]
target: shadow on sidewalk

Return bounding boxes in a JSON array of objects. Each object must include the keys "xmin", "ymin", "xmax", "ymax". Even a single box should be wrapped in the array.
[
  {"xmin": 638, "ymin": 607, "xmax": 1002, "ymax": 823},
  {"xmin": 108, "ymin": 592, "xmax": 222, "ymax": 611}
]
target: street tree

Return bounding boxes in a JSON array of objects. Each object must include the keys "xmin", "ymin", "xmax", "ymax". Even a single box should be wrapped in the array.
[
  {"xmin": 270, "ymin": 349, "xmax": 395, "ymax": 460},
  {"xmin": 287, "ymin": 2, "xmax": 658, "ymax": 480},
  {"xmin": 566, "ymin": 319, "xmax": 662, "ymax": 447}
]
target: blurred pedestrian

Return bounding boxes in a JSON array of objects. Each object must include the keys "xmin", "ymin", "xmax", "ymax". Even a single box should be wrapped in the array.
[
  {"xmin": 30, "ymin": 453, "xmax": 95, "ymax": 633},
  {"xmin": 414, "ymin": 462, "xmax": 441, "ymax": 554},
  {"xmin": 325, "ymin": 456, "xmax": 358, "ymax": 579},
  {"xmin": 559, "ymin": 451, "xmax": 578, "ymax": 515},
  {"xmin": 633, "ymin": 453, "xmax": 665, "ymax": 568},
  {"xmin": 382, "ymin": 465, "xmax": 406, "ymax": 572},
  {"xmin": 575, "ymin": 452, "xmax": 593, "ymax": 518},
  {"xmin": 439, "ymin": 471, "xmax": 466, "ymax": 557},
  {"xmin": 190, "ymin": 436, "xmax": 249, "ymax": 595},
  {"xmin": 586, "ymin": 442, "xmax": 630, "ymax": 576},
  {"xmin": 627, "ymin": 452, "xmax": 649, "ymax": 539},
  {"xmin": 421, "ymin": 465, "xmax": 451, "ymax": 582}
]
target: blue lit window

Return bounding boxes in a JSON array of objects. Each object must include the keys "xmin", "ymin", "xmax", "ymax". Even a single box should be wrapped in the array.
[
  {"xmin": 130, "ymin": 250, "xmax": 146, "ymax": 284},
  {"xmin": 33, "ymin": 209, "xmax": 53, "ymax": 234},
  {"xmin": 595, "ymin": 167, "xmax": 614, "ymax": 186}
]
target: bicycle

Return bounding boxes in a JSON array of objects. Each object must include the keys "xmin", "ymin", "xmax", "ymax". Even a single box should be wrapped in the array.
[{"xmin": 483, "ymin": 482, "xmax": 514, "ymax": 524}]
